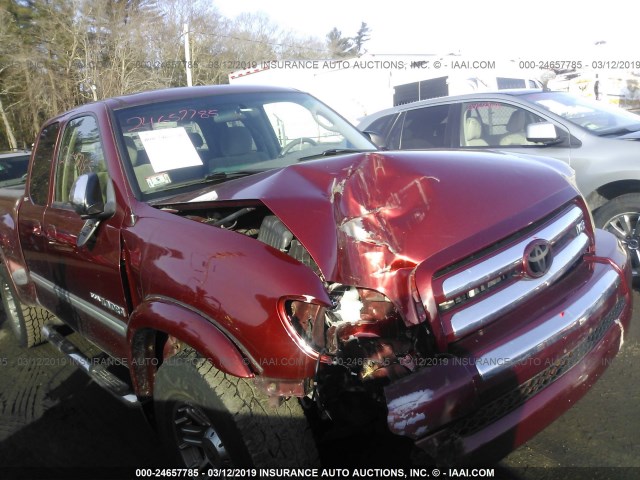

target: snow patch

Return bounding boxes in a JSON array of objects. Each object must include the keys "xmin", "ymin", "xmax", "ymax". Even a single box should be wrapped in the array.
[
  {"xmin": 387, "ymin": 389, "xmax": 433, "ymax": 434},
  {"xmin": 387, "ymin": 389, "xmax": 434, "ymax": 412}
]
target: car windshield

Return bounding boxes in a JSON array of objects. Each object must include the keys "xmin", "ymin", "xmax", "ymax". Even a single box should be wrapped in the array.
[
  {"xmin": 114, "ymin": 91, "xmax": 376, "ymax": 198},
  {"xmin": 523, "ymin": 91, "xmax": 640, "ymax": 136}
]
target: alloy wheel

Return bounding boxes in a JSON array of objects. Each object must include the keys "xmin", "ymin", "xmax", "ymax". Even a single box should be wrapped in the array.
[
  {"xmin": 172, "ymin": 403, "xmax": 230, "ymax": 471},
  {"xmin": 603, "ymin": 211, "xmax": 640, "ymax": 279}
]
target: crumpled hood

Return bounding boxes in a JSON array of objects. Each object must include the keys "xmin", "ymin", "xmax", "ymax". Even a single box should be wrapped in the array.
[{"xmin": 170, "ymin": 151, "xmax": 578, "ymax": 297}]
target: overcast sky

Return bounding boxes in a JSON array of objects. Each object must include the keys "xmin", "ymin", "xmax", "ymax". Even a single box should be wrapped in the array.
[{"xmin": 215, "ymin": 0, "xmax": 637, "ymax": 57}]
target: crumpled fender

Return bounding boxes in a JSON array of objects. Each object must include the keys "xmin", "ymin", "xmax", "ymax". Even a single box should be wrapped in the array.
[{"xmin": 127, "ymin": 297, "xmax": 253, "ymax": 396}]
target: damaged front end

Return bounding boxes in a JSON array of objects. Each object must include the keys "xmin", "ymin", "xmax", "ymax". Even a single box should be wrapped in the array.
[
  {"xmin": 156, "ymin": 195, "xmax": 436, "ymax": 410},
  {"xmin": 273, "ymin": 155, "xmax": 448, "ymax": 426},
  {"xmin": 263, "ymin": 203, "xmax": 439, "ymax": 425},
  {"xmin": 282, "ymin": 284, "xmax": 436, "ymax": 425},
  {"xmin": 269, "ymin": 153, "xmax": 631, "ymax": 464},
  {"xmin": 156, "ymin": 150, "xmax": 632, "ymax": 463}
]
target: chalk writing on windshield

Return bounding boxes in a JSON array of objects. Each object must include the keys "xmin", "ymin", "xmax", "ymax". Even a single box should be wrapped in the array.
[{"xmin": 125, "ymin": 109, "xmax": 218, "ymax": 132}]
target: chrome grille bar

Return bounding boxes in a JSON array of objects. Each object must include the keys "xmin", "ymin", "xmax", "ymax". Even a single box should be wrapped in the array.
[
  {"xmin": 450, "ymin": 232, "xmax": 590, "ymax": 338},
  {"xmin": 442, "ymin": 205, "xmax": 583, "ymax": 299},
  {"xmin": 475, "ymin": 269, "xmax": 620, "ymax": 379}
]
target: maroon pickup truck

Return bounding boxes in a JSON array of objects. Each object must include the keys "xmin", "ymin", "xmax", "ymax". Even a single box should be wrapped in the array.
[{"xmin": 0, "ymin": 85, "xmax": 632, "ymax": 469}]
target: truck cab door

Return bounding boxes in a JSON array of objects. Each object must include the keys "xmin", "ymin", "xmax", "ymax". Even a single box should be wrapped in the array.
[
  {"xmin": 18, "ymin": 123, "xmax": 59, "ymax": 305},
  {"xmin": 41, "ymin": 115, "xmax": 130, "ymax": 359}
]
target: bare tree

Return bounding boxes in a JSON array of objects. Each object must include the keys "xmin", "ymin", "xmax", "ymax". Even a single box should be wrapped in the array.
[
  {"xmin": 326, "ymin": 27, "xmax": 354, "ymax": 58},
  {"xmin": 352, "ymin": 22, "xmax": 371, "ymax": 56},
  {"xmin": 0, "ymin": 0, "xmax": 329, "ymax": 150}
]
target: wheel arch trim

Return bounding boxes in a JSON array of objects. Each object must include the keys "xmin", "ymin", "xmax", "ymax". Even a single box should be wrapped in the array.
[
  {"xmin": 127, "ymin": 296, "xmax": 255, "ymax": 397},
  {"xmin": 586, "ymin": 179, "xmax": 640, "ymax": 211}
]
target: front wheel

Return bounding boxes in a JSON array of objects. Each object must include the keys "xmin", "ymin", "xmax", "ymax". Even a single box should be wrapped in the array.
[
  {"xmin": 593, "ymin": 193, "xmax": 640, "ymax": 280},
  {"xmin": 0, "ymin": 272, "xmax": 50, "ymax": 348},
  {"xmin": 154, "ymin": 349, "xmax": 319, "ymax": 469}
]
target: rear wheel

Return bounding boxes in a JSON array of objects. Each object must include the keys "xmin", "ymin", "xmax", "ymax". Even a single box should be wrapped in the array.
[
  {"xmin": 0, "ymin": 273, "xmax": 49, "ymax": 348},
  {"xmin": 154, "ymin": 349, "xmax": 319, "ymax": 469},
  {"xmin": 594, "ymin": 193, "xmax": 640, "ymax": 281}
]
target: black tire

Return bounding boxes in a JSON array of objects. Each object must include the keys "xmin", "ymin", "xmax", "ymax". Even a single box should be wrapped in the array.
[
  {"xmin": 154, "ymin": 349, "xmax": 320, "ymax": 470},
  {"xmin": 593, "ymin": 193, "xmax": 640, "ymax": 280},
  {"xmin": 0, "ymin": 273, "xmax": 50, "ymax": 348}
]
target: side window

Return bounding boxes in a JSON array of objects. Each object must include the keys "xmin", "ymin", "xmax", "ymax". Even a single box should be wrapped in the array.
[
  {"xmin": 263, "ymin": 101, "xmax": 344, "ymax": 149},
  {"xmin": 365, "ymin": 114, "xmax": 398, "ymax": 139},
  {"xmin": 29, "ymin": 122, "xmax": 59, "ymax": 205},
  {"xmin": 54, "ymin": 116, "xmax": 106, "ymax": 205},
  {"xmin": 461, "ymin": 102, "xmax": 547, "ymax": 147},
  {"xmin": 400, "ymin": 105, "xmax": 449, "ymax": 149},
  {"xmin": 496, "ymin": 77, "xmax": 526, "ymax": 89}
]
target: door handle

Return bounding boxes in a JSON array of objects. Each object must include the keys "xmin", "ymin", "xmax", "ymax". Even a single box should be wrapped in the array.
[
  {"xmin": 31, "ymin": 222, "xmax": 43, "ymax": 236},
  {"xmin": 45, "ymin": 224, "xmax": 78, "ymax": 247},
  {"xmin": 45, "ymin": 224, "xmax": 57, "ymax": 242}
]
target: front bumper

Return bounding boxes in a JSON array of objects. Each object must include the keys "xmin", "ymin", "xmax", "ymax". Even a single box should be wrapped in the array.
[{"xmin": 384, "ymin": 230, "xmax": 632, "ymax": 464}]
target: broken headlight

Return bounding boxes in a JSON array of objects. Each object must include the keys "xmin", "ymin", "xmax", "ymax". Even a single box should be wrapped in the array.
[
  {"xmin": 283, "ymin": 285, "xmax": 422, "ymax": 382},
  {"xmin": 285, "ymin": 286, "xmax": 402, "ymax": 352}
]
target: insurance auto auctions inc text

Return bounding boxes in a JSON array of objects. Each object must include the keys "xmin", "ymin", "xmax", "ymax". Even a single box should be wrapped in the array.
[
  {"xmin": 259, "ymin": 60, "xmax": 496, "ymax": 70},
  {"xmin": 209, "ymin": 467, "xmax": 496, "ymax": 479}
]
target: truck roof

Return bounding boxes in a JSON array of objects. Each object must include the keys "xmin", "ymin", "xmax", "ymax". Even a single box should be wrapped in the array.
[
  {"xmin": 102, "ymin": 84, "xmax": 301, "ymax": 110},
  {"xmin": 45, "ymin": 85, "xmax": 303, "ymax": 122}
]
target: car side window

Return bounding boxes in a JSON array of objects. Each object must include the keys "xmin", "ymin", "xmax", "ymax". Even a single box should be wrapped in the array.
[
  {"xmin": 54, "ymin": 116, "xmax": 107, "ymax": 206},
  {"xmin": 461, "ymin": 102, "xmax": 547, "ymax": 147},
  {"xmin": 365, "ymin": 114, "xmax": 398, "ymax": 139},
  {"xmin": 29, "ymin": 123, "xmax": 59, "ymax": 205},
  {"xmin": 400, "ymin": 105, "xmax": 449, "ymax": 149}
]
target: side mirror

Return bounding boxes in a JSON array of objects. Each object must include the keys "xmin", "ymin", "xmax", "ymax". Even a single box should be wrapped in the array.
[
  {"xmin": 69, "ymin": 173, "xmax": 116, "ymax": 248},
  {"xmin": 526, "ymin": 122, "xmax": 562, "ymax": 144},
  {"xmin": 362, "ymin": 130, "xmax": 387, "ymax": 150},
  {"xmin": 70, "ymin": 173, "xmax": 104, "ymax": 219}
]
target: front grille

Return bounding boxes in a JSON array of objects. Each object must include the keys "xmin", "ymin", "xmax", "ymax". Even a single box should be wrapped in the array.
[
  {"xmin": 434, "ymin": 204, "xmax": 590, "ymax": 340},
  {"xmin": 451, "ymin": 296, "xmax": 625, "ymax": 437}
]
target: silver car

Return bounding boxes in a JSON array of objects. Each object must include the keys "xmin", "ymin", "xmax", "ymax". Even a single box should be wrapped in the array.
[{"xmin": 358, "ymin": 90, "xmax": 640, "ymax": 279}]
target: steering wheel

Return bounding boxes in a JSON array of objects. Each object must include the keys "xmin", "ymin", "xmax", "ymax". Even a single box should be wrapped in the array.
[{"xmin": 281, "ymin": 137, "xmax": 318, "ymax": 155}]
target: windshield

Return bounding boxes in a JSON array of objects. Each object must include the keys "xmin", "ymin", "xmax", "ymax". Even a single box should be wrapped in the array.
[
  {"xmin": 523, "ymin": 91, "xmax": 640, "ymax": 136},
  {"xmin": 114, "ymin": 91, "xmax": 376, "ymax": 198}
]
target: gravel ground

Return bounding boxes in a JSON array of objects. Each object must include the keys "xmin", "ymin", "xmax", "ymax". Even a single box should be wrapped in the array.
[{"xmin": 0, "ymin": 290, "xmax": 638, "ymax": 479}]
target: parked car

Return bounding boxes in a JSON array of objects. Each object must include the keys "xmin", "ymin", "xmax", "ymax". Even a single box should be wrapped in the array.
[
  {"xmin": 0, "ymin": 150, "xmax": 31, "ymax": 187},
  {"xmin": 358, "ymin": 90, "xmax": 640, "ymax": 280},
  {"xmin": 0, "ymin": 85, "xmax": 632, "ymax": 469}
]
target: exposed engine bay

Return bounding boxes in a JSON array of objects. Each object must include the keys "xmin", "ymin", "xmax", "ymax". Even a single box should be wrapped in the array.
[{"xmin": 161, "ymin": 202, "xmax": 436, "ymax": 424}]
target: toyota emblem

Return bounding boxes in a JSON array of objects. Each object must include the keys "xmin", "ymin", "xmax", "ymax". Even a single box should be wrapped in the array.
[{"xmin": 523, "ymin": 239, "xmax": 553, "ymax": 278}]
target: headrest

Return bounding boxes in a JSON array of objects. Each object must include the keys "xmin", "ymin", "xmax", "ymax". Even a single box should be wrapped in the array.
[
  {"xmin": 465, "ymin": 117, "xmax": 483, "ymax": 140},
  {"xmin": 221, "ymin": 127, "xmax": 253, "ymax": 156},
  {"xmin": 507, "ymin": 110, "xmax": 526, "ymax": 133}
]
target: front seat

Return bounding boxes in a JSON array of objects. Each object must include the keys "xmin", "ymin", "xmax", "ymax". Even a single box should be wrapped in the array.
[
  {"xmin": 500, "ymin": 110, "xmax": 534, "ymax": 145},
  {"xmin": 214, "ymin": 127, "xmax": 268, "ymax": 168},
  {"xmin": 464, "ymin": 117, "xmax": 488, "ymax": 146}
]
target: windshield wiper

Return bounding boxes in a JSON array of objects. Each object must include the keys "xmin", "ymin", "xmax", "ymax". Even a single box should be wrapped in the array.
[
  {"xmin": 203, "ymin": 170, "xmax": 264, "ymax": 183},
  {"xmin": 298, "ymin": 148, "xmax": 372, "ymax": 162},
  {"xmin": 155, "ymin": 170, "xmax": 264, "ymax": 192}
]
